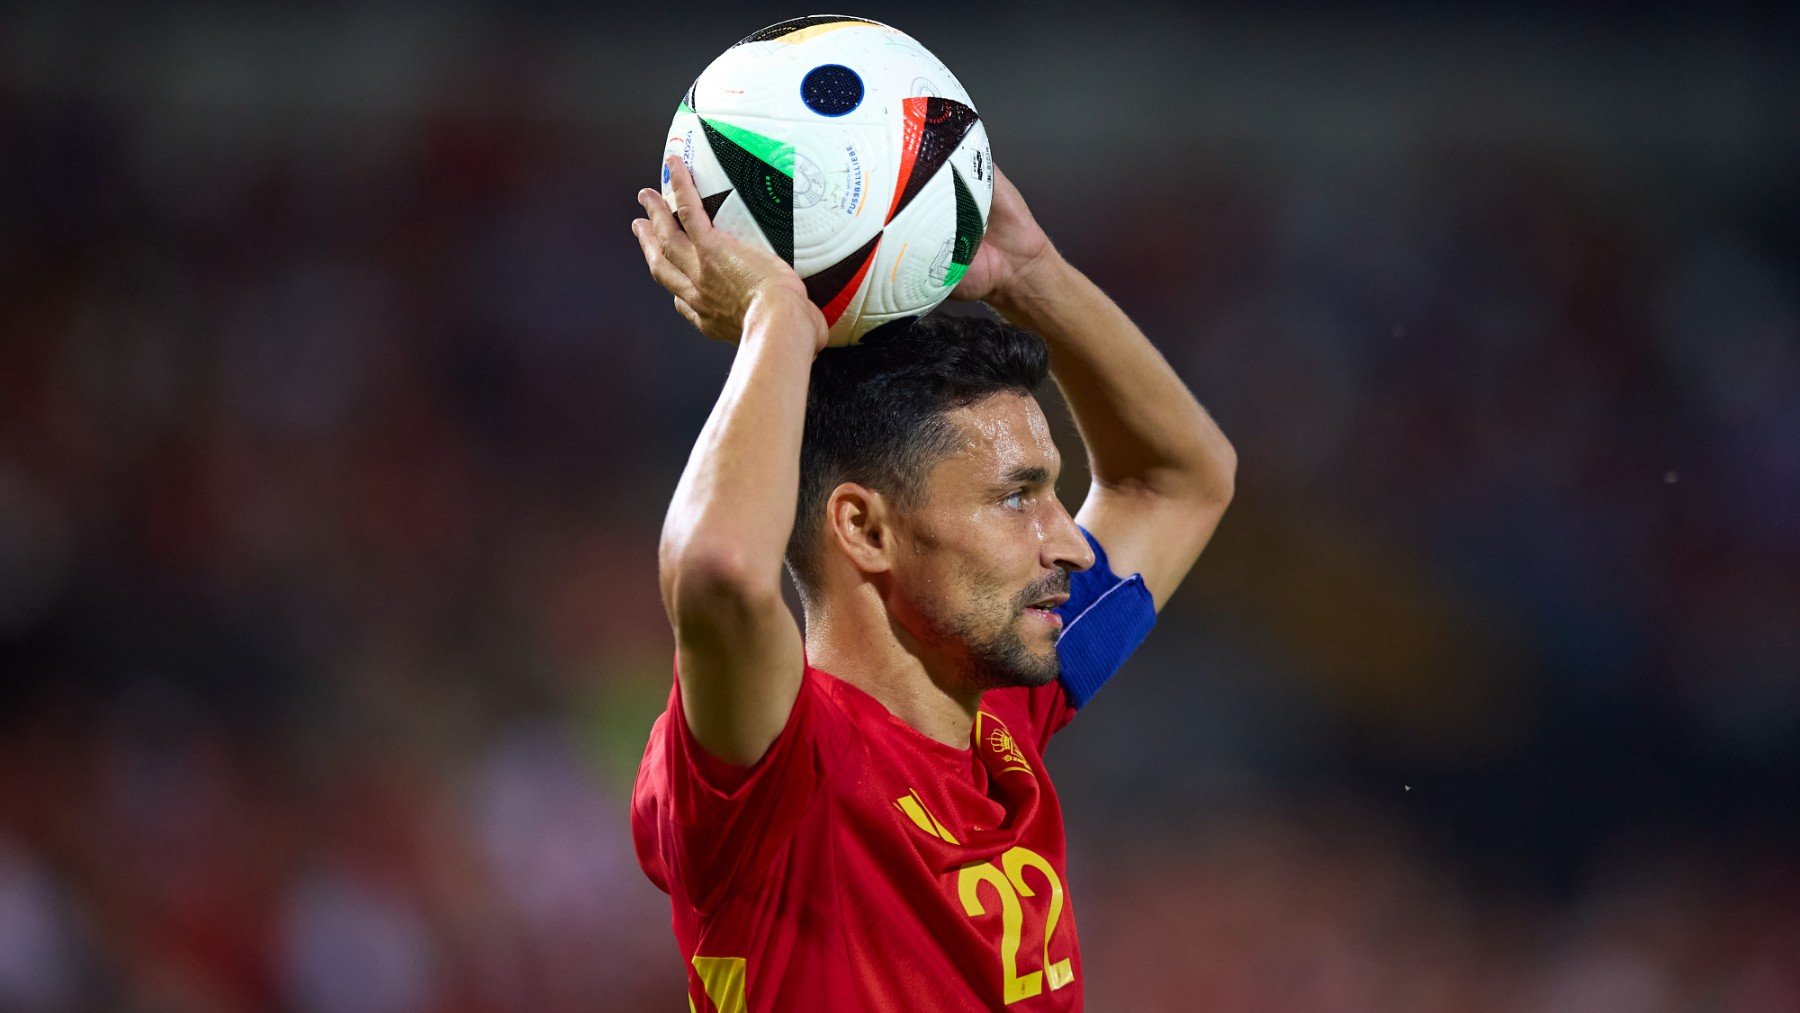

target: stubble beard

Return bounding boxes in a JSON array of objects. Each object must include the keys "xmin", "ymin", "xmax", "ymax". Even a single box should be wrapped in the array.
[{"xmin": 932, "ymin": 570, "xmax": 1069, "ymax": 692}]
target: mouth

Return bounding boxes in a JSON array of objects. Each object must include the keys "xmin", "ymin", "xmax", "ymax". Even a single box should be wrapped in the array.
[{"xmin": 1024, "ymin": 593, "xmax": 1068, "ymax": 625}]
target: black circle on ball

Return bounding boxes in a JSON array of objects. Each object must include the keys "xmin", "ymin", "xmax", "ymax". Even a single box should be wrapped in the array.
[{"xmin": 801, "ymin": 64, "xmax": 863, "ymax": 116}]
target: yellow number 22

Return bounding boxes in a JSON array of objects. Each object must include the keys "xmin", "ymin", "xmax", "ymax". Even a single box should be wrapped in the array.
[{"xmin": 957, "ymin": 846, "xmax": 1075, "ymax": 1004}]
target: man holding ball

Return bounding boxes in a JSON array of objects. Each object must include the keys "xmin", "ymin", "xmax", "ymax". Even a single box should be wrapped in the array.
[{"xmin": 630, "ymin": 153, "xmax": 1234, "ymax": 1010}]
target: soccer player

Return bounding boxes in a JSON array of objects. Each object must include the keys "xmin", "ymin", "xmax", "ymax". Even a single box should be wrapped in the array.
[{"xmin": 629, "ymin": 154, "xmax": 1235, "ymax": 1011}]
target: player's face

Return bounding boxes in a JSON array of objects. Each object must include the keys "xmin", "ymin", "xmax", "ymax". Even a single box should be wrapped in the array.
[{"xmin": 889, "ymin": 392, "xmax": 1095, "ymax": 692}]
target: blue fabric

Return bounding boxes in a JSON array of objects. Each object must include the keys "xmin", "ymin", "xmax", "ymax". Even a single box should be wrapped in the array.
[{"xmin": 1054, "ymin": 527, "xmax": 1157, "ymax": 709}]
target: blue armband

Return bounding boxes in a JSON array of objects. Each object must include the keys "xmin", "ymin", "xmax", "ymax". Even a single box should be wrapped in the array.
[{"xmin": 1055, "ymin": 527, "xmax": 1157, "ymax": 708}]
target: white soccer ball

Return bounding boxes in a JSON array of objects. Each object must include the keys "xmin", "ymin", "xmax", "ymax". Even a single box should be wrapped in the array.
[{"xmin": 662, "ymin": 15, "xmax": 993, "ymax": 346}]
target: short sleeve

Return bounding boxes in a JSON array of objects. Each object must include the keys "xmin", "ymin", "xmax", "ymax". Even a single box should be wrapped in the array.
[
  {"xmin": 631, "ymin": 664, "xmax": 853, "ymax": 911},
  {"xmin": 1053, "ymin": 526, "xmax": 1157, "ymax": 710}
]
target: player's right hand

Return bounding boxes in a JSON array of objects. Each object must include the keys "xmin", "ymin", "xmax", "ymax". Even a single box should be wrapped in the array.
[{"xmin": 632, "ymin": 157, "xmax": 819, "ymax": 347}]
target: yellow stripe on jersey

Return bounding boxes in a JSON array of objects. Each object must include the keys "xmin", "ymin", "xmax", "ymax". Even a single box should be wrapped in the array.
[
  {"xmin": 895, "ymin": 790, "xmax": 960, "ymax": 845},
  {"xmin": 692, "ymin": 955, "xmax": 746, "ymax": 1013}
]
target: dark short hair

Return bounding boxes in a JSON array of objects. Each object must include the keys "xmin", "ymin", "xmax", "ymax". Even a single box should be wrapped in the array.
[{"xmin": 785, "ymin": 313, "xmax": 1050, "ymax": 602}]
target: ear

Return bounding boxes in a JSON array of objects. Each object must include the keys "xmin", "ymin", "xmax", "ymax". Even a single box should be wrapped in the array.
[{"xmin": 825, "ymin": 483, "xmax": 894, "ymax": 576}]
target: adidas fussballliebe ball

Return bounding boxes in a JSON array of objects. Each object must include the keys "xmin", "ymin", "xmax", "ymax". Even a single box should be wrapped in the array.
[{"xmin": 662, "ymin": 15, "xmax": 993, "ymax": 345}]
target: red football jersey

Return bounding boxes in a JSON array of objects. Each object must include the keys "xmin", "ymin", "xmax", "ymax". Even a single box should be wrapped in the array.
[{"xmin": 632, "ymin": 663, "xmax": 1086, "ymax": 1012}]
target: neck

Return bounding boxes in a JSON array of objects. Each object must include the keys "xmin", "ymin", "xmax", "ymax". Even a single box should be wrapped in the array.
[{"xmin": 803, "ymin": 583, "xmax": 981, "ymax": 749}]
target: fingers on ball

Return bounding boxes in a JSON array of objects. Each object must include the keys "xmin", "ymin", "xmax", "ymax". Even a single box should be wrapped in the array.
[
  {"xmin": 664, "ymin": 158, "xmax": 706, "ymax": 231},
  {"xmin": 646, "ymin": 198, "xmax": 682, "ymax": 245}
]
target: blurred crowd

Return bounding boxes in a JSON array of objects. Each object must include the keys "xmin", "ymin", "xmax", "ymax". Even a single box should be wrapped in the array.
[{"xmin": 2, "ymin": 3, "xmax": 1797, "ymax": 1010}]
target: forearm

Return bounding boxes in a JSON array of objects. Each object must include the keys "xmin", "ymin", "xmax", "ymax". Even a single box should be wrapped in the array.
[
  {"xmin": 990, "ymin": 250, "xmax": 1235, "ymax": 504},
  {"xmin": 661, "ymin": 293, "xmax": 825, "ymax": 584}
]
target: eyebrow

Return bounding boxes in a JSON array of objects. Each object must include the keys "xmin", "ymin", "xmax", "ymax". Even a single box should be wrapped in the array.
[{"xmin": 1001, "ymin": 465, "xmax": 1053, "ymax": 488}]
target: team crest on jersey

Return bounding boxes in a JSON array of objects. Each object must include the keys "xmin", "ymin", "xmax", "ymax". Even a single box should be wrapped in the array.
[{"xmin": 977, "ymin": 712, "xmax": 1032, "ymax": 777}]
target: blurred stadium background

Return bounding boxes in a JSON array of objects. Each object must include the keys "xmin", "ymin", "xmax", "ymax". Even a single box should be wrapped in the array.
[{"xmin": 3, "ymin": 2, "xmax": 1798, "ymax": 1009}]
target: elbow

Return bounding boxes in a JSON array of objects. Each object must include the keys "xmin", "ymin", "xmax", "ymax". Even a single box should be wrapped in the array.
[
  {"xmin": 1167, "ymin": 430, "xmax": 1235, "ymax": 511},
  {"xmin": 1205, "ymin": 438, "xmax": 1237, "ymax": 508}
]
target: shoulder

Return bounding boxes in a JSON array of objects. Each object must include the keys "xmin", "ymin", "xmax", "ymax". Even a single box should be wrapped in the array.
[
  {"xmin": 637, "ymin": 662, "xmax": 863, "ymax": 798},
  {"xmin": 632, "ymin": 661, "xmax": 869, "ymax": 906}
]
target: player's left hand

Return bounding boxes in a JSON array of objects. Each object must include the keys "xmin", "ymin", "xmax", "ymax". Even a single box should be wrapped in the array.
[{"xmin": 949, "ymin": 165, "xmax": 1057, "ymax": 307}]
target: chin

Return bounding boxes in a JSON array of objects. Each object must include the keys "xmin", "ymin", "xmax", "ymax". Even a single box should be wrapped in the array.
[
  {"xmin": 985, "ymin": 640, "xmax": 1061, "ymax": 690},
  {"xmin": 1004, "ymin": 625, "xmax": 1062, "ymax": 685},
  {"xmin": 937, "ymin": 603, "xmax": 1063, "ymax": 690}
]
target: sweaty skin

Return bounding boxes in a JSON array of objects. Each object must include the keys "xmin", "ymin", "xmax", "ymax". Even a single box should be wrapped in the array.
[
  {"xmin": 803, "ymin": 390, "xmax": 1093, "ymax": 748},
  {"xmin": 889, "ymin": 394, "xmax": 1077, "ymax": 691}
]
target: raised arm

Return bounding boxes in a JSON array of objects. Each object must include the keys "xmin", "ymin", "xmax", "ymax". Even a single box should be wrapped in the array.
[
  {"xmin": 956, "ymin": 169, "xmax": 1236, "ymax": 608},
  {"xmin": 632, "ymin": 158, "xmax": 828, "ymax": 765}
]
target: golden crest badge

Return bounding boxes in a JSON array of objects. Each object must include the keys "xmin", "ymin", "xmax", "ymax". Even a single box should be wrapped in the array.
[{"xmin": 978, "ymin": 713, "xmax": 1032, "ymax": 776}]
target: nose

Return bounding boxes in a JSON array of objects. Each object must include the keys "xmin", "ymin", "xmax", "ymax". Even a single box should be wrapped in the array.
[{"xmin": 1044, "ymin": 499, "xmax": 1095, "ymax": 574}]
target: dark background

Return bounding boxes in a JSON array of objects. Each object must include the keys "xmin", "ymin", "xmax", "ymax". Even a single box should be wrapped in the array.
[{"xmin": 2, "ymin": 2, "xmax": 1797, "ymax": 1009}]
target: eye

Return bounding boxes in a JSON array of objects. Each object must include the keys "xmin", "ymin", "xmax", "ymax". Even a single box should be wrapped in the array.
[{"xmin": 1003, "ymin": 490, "xmax": 1026, "ymax": 511}]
